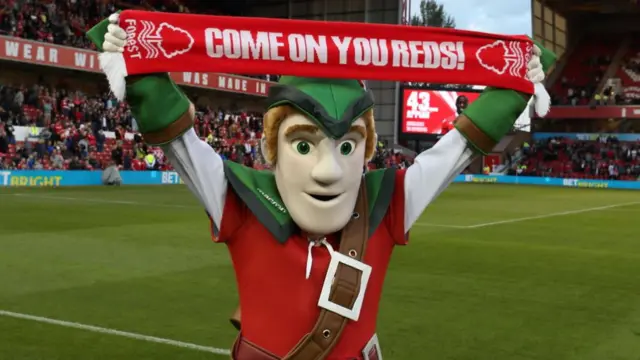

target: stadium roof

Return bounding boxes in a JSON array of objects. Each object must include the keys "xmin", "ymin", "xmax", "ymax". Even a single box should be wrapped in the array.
[
  {"xmin": 546, "ymin": 0, "xmax": 640, "ymax": 14},
  {"xmin": 183, "ymin": 0, "xmax": 286, "ymax": 15}
]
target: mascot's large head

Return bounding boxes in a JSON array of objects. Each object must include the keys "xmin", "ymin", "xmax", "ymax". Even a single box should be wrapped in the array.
[{"xmin": 260, "ymin": 77, "xmax": 377, "ymax": 235}]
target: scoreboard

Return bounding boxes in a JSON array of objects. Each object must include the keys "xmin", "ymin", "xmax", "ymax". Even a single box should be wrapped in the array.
[{"xmin": 400, "ymin": 88, "xmax": 481, "ymax": 136}]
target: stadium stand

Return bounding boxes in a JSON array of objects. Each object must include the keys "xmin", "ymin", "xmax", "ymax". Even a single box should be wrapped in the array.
[
  {"xmin": 0, "ymin": 0, "xmax": 406, "ymax": 172},
  {"xmin": 0, "ymin": 0, "xmax": 637, "ymax": 182},
  {"xmin": 547, "ymin": 32, "xmax": 640, "ymax": 107},
  {"xmin": 551, "ymin": 34, "xmax": 617, "ymax": 106},
  {"xmin": 505, "ymin": 136, "xmax": 640, "ymax": 180}
]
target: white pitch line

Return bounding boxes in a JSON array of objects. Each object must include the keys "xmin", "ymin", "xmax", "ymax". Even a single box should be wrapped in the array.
[
  {"xmin": 465, "ymin": 201, "xmax": 640, "ymax": 229},
  {"xmin": 0, "ymin": 310, "xmax": 231, "ymax": 356},
  {"xmin": 413, "ymin": 223, "xmax": 469, "ymax": 228},
  {"xmin": 4, "ymin": 193, "xmax": 640, "ymax": 229},
  {"xmin": 4, "ymin": 193, "xmax": 462, "ymax": 228},
  {"xmin": 7, "ymin": 193, "xmax": 197, "ymax": 209}
]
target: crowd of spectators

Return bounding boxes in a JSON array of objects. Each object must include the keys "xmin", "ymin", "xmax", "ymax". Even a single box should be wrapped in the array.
[
  {"xmin": 0, "ymin": 0, "xmax": 117, "ymax": 50},
  {"xmin": 507, "ymin": 135, "xmax": 640, "ymax": 181},
  {"xmin": 553, "ymin": 81, "xmax": 626, "ymax": 106},
  {"xmin": 0, "ymin": 85, "xmax": 411, "ymax": 172},
  {"xmin": 0, "ymin": 80, "xmax": 263, "ymax": 171},
  {"xmin": 0, "ymin": 83, "xmax": 131, "ymax": 130},
  {"xmin": 0, "ymin": 0, "xmax": 278, "ymax": 81},
  {"xmin": 0, "ymin": 76, "xmax": 410, "ymax": 172}
]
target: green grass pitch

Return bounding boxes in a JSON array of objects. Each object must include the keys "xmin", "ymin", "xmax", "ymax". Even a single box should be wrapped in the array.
[{"xmin": 1, "ymin": 184, "xmax": 639, "ymax": 360}]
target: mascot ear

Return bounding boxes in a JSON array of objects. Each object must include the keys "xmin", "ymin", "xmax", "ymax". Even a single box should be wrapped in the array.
[
  {"xmin": 260, "ymin": 136, "xmax": 274, "ymax": 166},
  {"xmin": 366, "ymin": 133, "xmax": 378, "ymax": 162}
]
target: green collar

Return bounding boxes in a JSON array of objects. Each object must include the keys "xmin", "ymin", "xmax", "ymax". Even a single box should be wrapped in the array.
[{"xmin": 223, "ymin": 161, "xmax": 397, "ymax": 243}]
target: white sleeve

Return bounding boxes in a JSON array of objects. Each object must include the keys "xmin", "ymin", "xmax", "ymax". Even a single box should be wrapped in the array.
[
  {"xmin": 160, "ymin": 128, "xmax": 227, "ymax": 230},
  {"xmin": 404, "ymin": 129, "xmax": 475, "ymax": 231}
]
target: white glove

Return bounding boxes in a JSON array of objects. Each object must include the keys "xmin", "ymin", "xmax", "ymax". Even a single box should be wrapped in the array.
[
  {"xmin": 526, "ymin": 45, "xmax": 550, "ymax": 116},
  {"xmin": 103, "ymin": 13, "xmax": 127, "ymax": 53},
  {"xmin": 99, "ymin": 12, "xmax": 128, "ymax": 100},
  {"xmin": 526, "ymin": 45, "xmax": 545, "ymax": 84}
]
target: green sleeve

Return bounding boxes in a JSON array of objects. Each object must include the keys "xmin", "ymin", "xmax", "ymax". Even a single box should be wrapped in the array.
[
  {"xmin": 125, "ymin": 74, "xmax": 191, "ymax": 137},
  {"xmin": 458, "ymin": 87, "xmax": 530, "ymax": 154}
]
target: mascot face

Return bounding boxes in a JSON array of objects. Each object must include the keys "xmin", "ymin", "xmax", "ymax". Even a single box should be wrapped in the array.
[{"xmin": 273, "ymin": 113, "xmax": 367, "ymax": 235}]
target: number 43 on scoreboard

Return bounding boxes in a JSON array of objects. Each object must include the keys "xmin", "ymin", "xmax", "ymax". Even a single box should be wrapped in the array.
[{"xmin": 406, "ymin": 90, "xmax": 439, "ymax": 119}]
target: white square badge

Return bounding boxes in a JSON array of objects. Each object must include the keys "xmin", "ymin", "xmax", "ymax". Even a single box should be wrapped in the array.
[{"xmin": 317, "ymin": 251, "xmax": 372, "ymax": 321}]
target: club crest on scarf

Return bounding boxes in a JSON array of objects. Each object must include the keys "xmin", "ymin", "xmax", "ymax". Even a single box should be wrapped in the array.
[
  {"xmin": 476, "ymin": 40, "xmax": 532, "ymax": 78},
  {"xmin": 122, "ymin": 19, "xmax": 194, "ymax": 59}
]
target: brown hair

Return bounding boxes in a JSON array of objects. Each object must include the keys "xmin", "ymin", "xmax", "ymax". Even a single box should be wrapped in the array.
[{"xmin": 262, "ymin": 105, "xmax": 376, "ymax": 164}]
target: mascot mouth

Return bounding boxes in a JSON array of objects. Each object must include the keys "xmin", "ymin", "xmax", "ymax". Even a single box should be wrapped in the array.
[{"xmin": 307, "ymin": 193, "xmax": 342, "ymax": 202}]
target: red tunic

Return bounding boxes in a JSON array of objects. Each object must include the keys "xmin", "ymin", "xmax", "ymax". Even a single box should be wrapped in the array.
[{"xmin": 213, "ymin": 170, "xmax": 408, "ymax": 359}]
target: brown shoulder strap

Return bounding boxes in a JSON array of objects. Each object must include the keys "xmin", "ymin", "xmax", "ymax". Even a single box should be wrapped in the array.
[{"xmin": 282, "ymin": 179, "xmax": 370, "ymax": 360}]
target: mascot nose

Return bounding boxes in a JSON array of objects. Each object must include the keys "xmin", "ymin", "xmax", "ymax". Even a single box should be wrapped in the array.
[{"xmin": 311, "ymin": 153, "xmax": 343, "ymax": 185}]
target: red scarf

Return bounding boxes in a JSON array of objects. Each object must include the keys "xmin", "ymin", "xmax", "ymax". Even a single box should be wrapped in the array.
[{"xmin": 106, "ymin": 10, "xmax": 536, "ymax": 94}]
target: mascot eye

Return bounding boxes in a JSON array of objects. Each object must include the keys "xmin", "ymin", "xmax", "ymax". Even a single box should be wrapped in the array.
[
  {"xmin": 293, "ymin": 140, "xmax": 312, "ymax": 155},
  {"xmin": 338, "ymin": 140, "xmax": 356, "ymax": 156}
]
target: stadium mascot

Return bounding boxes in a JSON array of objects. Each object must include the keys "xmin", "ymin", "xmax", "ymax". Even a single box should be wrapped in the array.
[{"xmin": 89, "ymin": 12, "xmax": 555, "ymax": 360}]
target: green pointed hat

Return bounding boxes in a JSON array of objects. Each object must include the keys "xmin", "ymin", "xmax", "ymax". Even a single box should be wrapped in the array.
[{"xmin": 266, "ymin": 76, "xmax": 375, "ymax": 139}]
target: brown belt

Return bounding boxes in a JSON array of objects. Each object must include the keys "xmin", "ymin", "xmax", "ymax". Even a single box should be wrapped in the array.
[
  {"xmin": 232, "ymin": 335, "xmax": 280, "ymax": 360},
  {"xmin": 230, "ymin": 179, "xmax": 370, "ymax": 360}
]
